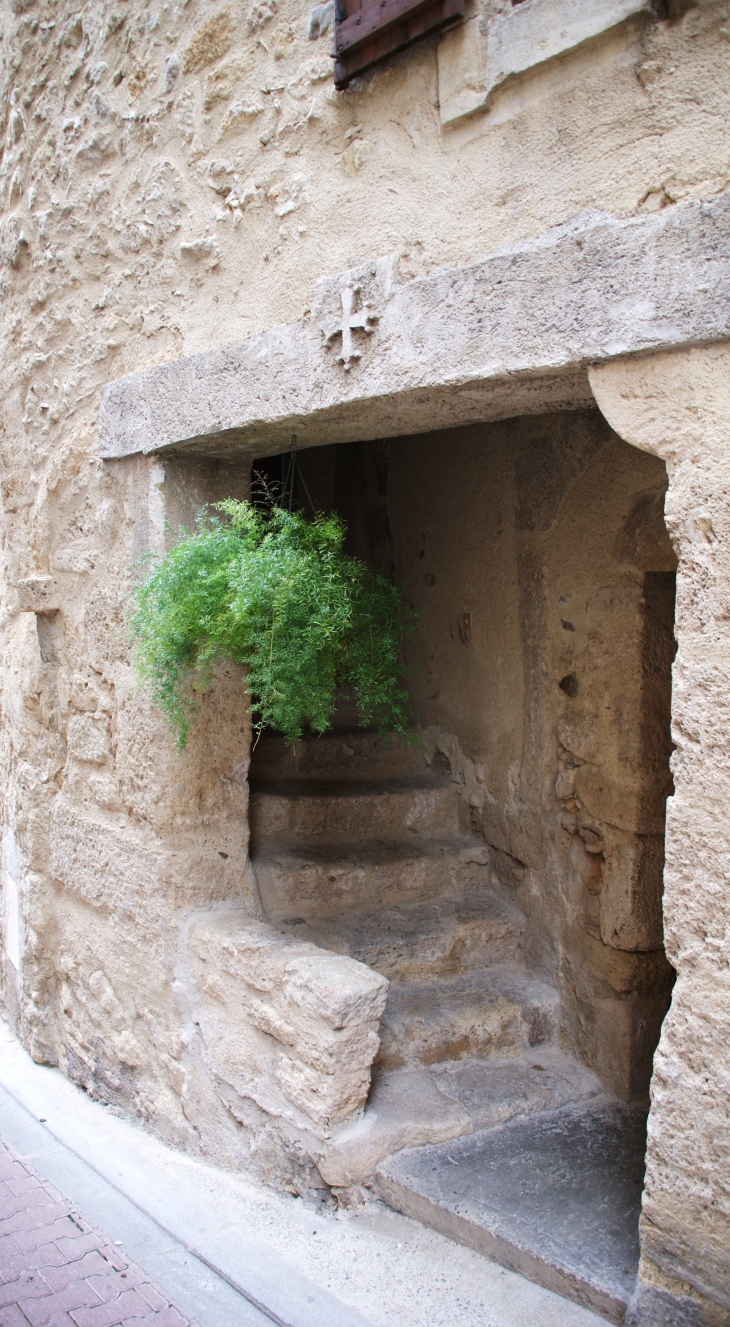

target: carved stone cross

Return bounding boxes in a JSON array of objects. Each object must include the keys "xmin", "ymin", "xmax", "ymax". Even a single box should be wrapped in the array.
[{"xmin": 324, "ymin": 286, "xmax": 378, "ymax": 370}]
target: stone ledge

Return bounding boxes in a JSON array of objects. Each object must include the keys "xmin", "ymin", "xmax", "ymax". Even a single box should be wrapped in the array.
[
  {"xmin": 14, "ymin": 577, "xmax": 59, "ymax": 614},
  {"xmin": 439, "ymin": 0, "xmax": 655, "ymax": 128},
  {"xmin": 485, "ymin": 0, "xmax": 655, "ymax": 105},
  {"xmin": 98, "ymin": 193, "xmax": 730, "ymax": 462}
]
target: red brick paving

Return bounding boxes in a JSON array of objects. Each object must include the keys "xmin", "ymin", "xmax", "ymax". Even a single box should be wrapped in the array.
[{"xmin": 0, "ymin": 1136, "xmax": 194, "ymax": 1327}]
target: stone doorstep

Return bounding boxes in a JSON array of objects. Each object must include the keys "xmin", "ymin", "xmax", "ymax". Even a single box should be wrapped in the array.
[
  {"xmin": 374, "ymin": 1098, "xmax": 648, "ymax": 1326},
  {"xmin": 320, "ymin": 1046, "xmax": 603, "ymax": 1188}
]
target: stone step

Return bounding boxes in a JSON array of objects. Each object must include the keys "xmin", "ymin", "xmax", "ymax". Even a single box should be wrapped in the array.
[
  {"xmin": 320, "ymin": 1047, "xmax": 603, "ymax": 1190},
  {"xmin": 249, "ymin": 777, "xmax": 463, "ymax": 841},
  {"xmin": 252, "ymin": 835, "xmax": 492, "ymax": 914},
  {"xmin": 249, "ymin": 731, "xmax": 435, "ymax": 782},
  {"xmin": 271, "ymin": 892, "xmax": 525, "ymax": 982},
  {"xmin": 377, "ymin": 966, "xmax": 560, "ymax": 1070},
  {"xmin": 375, "ymin": 1098, "xmax": 648, "ymax": 1325}
]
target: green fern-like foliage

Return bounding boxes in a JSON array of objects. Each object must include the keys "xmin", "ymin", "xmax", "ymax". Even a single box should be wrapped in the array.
[{"xmin": 129, "ymin": 499, "xmax": 414, "ymax": 748}]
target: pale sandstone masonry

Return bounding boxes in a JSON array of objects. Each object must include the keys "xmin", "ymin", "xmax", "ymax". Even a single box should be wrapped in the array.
[{"xmin": 1, "ymin": 1, "xmax": 730, "ymax": 1324}]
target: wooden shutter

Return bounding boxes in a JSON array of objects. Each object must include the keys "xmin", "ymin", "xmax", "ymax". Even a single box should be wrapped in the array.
[{"xmin": 333, "ymin": 0, "xmax": 464, "ymax": 89}]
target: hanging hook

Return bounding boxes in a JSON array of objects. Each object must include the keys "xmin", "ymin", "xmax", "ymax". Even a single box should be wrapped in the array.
[
  {"xmin": 287, "ymin": 434, "xmax": 298, "ymax": 512},
  {"xmin": 279, "ymin": 434, "xmax": 316, "ymax": 517}
]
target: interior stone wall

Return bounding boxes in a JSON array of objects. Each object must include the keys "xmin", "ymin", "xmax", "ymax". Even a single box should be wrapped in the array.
[{"xmin": 293, "ymin": 408, "xmax": 677, "ymax": 1098}]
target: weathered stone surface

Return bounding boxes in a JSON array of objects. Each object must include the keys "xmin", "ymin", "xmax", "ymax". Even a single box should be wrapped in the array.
[
  {"xmin": 98, "ymin": 195, "xmax": 730, "ymax": 461},
  {"xmin": 251, "ymin": 778, "xmax": 462, "ymax": 840},
  {"xmin": 321, "ymin": 1047, "xmax": 602, "ymax": 1189},
  {"xmin": 590, "ymin": 345, "xmax": 730, "ymax": 1322},
  {"xmin": 437, "ymin": 15, "xmax": 488, "ymax": 128},
  {"xmin": 1, "ymin": 0, "xmax": 729, "ymax": 1309},
  {"xmin": 438, "ymin": 0, "xmax": 655, "ymax": 128},
  {"xmin": 188, "ymin": 912, "xmax": 388, "ymax": 1136},
  {"xmin": 273, "ymin": 893, "xmax": 524, "ymax": 979},
  {"xmin": 377, "ymin": 1099, "xmax": 649, "ymax": 1324},
  {"xmin": 483, "ymin": 0, "xmax": 655, "ymax": 106},
  {"xmin": 321, "ymin": 1066, "xmax": 471, "ymax": 1188}
]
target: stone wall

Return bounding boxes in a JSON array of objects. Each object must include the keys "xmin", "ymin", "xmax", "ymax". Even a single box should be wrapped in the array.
[
  {"xmin": 592, "ymin": 346, "xmax": 730, "ymax": 1327},
  {"xmin": 2, "ymin": 0, "xmax": 730, "ymax": 1318}
]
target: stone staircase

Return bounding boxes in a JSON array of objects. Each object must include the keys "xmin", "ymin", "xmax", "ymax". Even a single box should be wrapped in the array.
[
  {"xmin": 250, "ymin": 732, "xmax": 559, "ymax": 1072},
  {"xmin": 249, "ymin": 730, "xmax": 598, "ymax": 1109},
  {"xmin": 249, "ymin": 731, "xmax": 638, "ymax": 1323}
]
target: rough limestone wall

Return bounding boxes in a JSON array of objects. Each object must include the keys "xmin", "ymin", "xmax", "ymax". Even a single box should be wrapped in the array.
[
  {"xmin": 591, "ymin": 346, "xmax": 730, "ymax": 1326},
  {"xmin": 0, "ymin": 0, "xmax": 727, "ymax": 1181}
]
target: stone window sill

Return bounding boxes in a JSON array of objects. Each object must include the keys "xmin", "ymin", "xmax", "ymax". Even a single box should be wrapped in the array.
[{"xmin": 437, "ymin": 0, "xmax": 655, "ymax": 128}]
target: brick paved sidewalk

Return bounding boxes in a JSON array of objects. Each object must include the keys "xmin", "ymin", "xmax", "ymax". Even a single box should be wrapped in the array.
[{"xmin": 0, "ymin": 1134, "xmax": 196, "ymax": 1327}]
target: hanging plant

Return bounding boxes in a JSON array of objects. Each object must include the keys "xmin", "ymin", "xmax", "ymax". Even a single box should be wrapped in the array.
[{"xmin": 129, "ymin": 499, "xmax": 415, "ymax": 748}]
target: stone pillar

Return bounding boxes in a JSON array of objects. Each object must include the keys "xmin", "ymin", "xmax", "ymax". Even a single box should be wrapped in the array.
[{"xmin": 589, "ymin": 345, "xmax": 730, "ymax": 1327}]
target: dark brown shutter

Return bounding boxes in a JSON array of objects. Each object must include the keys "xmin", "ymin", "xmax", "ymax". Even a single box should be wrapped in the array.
[{"xmin": 333, "ymin": 0, "xmax": 464, "ymax": 90}]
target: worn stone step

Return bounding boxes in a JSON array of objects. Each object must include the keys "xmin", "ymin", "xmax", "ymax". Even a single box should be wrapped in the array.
[
  {"xmin": 320, "ymin": 1046, "xmax": 603, "ymax": 1189},
  {"xmin": 375, "ymin": 1099, "xmax": 648, "ymax": 1325},
  {"xmin": 252, "ymin": 836, "xmax": 492, "ymax": 915},
  {"xmin": 272, "ymin": 892, "xmax": 525, "ymax": 981},
  {"xmin": 425, "ymin": 1046, "xmax": 604, "ymax": 1132},
  {"xmin": 249, "ymin": 777, "xmax": 463, "ymax": 841},
  {"xmin": 377, "ymin": 967, "xmax": 559, "ymax": 1070},
  {"xmin": 249, "ymin": 731, "xmax": 434, "ymax": 782}
]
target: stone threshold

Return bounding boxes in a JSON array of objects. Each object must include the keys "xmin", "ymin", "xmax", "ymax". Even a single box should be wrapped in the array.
[{"xmin": 377, "ymin": 1097, "xmax": 648, "ymax": 1325}]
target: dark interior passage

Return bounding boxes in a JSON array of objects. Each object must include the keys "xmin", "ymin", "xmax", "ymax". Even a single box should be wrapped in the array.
[{"xmin": 249, "ymin": 409, "xmax": 676, "ymax": 1102}]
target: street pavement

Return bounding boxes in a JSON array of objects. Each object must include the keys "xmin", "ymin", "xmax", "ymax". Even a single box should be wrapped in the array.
[{"xmin": 0, "ymin": 1135, "xmax": 193, "ymax": 1327}]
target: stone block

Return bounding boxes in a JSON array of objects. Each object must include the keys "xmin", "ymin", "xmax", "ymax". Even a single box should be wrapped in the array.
[
  {"xmin": 3, "ymin": 616, "xmax": 43, "ymax": 744},
  {"xmin": 600, "ymin": 833, "xmax": 665, "ymax": 952},
  {"xmin": 437, "ymin": 0, "xmax": 656, "ymax": 128},
  {"xmin": 188, "ymin": 913, "xmax": 388, "ymax": 1137},
  {"xmin": 484, "ymin": 0, "xmax": 655, "ymax": 104},
  {"xmin": 376, "ymin": 1099, "xmax": 648, "ymax": 1324},
  {"xmin": 98, "ymin": 195, "xmax": 730, "ymax": 462},
  {"xmin": 50, "ymin": 795, "xmax": 165, "ymax": 919},
  {"xmin": 437, "ymin": 16, "xmax": 487, "ymax": 128},
  {"xmin": 14, "ymin": 579, "xmax": 58, "ymax": 614},
  {"xmin": 66, "ymin": 715, "xmax": 111, "ymax": 766}
]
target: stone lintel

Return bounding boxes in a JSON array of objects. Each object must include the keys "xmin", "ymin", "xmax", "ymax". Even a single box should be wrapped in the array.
[{"xmin": 98, "ymin": 194, "xmax": 730, "ymax": 462}]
